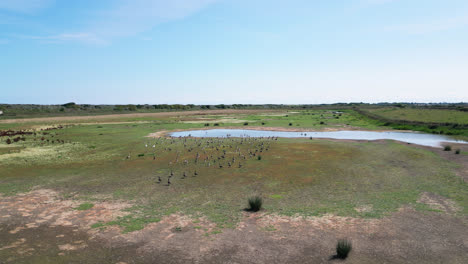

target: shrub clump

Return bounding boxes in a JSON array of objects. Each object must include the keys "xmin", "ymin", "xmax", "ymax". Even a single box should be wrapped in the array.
[
  {"xmin": 443, "ymin": 145, "xmax": 452, "ymax": 151},
  {"xmin": 257, "ymin": 155, "xmax": 262, "ymax": 160},
  {"xmin": 247, "ymin": 196, "xmax": 263, "ymax": 212},
  {"xmin": 336, "ymin": 239, "xmax": 352, "ymax": 259},
  {"xmin": 455, "ymin": 149, "xmax": 461, "ymax": 154}
]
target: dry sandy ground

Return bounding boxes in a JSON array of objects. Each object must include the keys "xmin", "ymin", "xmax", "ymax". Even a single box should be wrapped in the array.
[
  {"xmin": 0, "ymin": 110, "xmax": 282, "ymax": 124},
  {"xmin": 1, "ymin": 186, "xmax": 468, "ymax": 263}
]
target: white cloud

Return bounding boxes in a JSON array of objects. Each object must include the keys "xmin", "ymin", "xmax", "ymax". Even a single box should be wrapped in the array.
[
  {"xmin": 0, "ymin": 0, "xmax": 54, "ymax": 13},
  {"xmin": 34, "ymin": 0, "xmax": 219, "ymax": 44},
  {"xmin": 23, "ymin": 32, "xmax": 104, "ymax": 44},
  {"xmin": 94, "ymin": 0, "xmax": 218, "ymax": 39}
]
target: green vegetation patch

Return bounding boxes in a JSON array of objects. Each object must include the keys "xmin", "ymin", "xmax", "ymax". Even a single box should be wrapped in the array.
[
  {"xmin": 75, "ymin": 203, "xmax": 94, "ymax": 210},
  {"xmin": 369, "ymin": 108, "xmax": 468, "ymax": 124},
  {"xmin": 92, "ymin": 214, "xmax": 161, "ymax": 233}
]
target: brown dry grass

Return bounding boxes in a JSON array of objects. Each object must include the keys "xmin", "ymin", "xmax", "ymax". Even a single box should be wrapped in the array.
[{"xmin": 0, "ymin": 109, "xmax": 282, "ymax": 124}]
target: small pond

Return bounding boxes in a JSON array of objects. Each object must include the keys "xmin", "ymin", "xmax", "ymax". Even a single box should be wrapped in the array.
[{"xmin": 170, "ymin": 129, "xmax": 467, "ymax": 148}]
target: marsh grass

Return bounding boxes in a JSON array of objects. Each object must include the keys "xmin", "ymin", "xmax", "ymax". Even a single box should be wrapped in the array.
[
  {"xmin": 247, "ymin": 196, "xmax": 263, "ymax": 212},
  {"xmin": 336, "ymin": 239, "xmax": 352, "ymax": 259}
]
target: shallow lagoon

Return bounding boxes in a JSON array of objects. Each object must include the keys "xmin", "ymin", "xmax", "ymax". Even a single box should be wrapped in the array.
[{"xmin": 170, "ymin": 129, "xmax": 467, "ymax": 148}]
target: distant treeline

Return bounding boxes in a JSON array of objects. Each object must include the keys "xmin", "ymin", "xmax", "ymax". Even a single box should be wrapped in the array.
[{"xmin": 0, "ymin": 102, "xmax": 467, "ymax": 118}]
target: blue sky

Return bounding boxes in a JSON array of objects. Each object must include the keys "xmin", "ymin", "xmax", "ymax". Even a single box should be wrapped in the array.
[{"xmin": 1, "ymin": 0, "xmax": 467, "ymax": 104}]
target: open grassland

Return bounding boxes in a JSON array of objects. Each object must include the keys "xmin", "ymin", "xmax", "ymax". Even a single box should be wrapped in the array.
[
  {"xmin": 369, "ymin": 107, "xmax": 468, "ymax": 124},
  {"xmin": 1, "ymin": 110, "xmax": 466, "ymax": 225},
  {"xmin": 359, "ymin": 107, "xmax": 468, "ymax": 138},
  {"xmin": 1, "ymin": 109, "xmax": 468, "ymax": 263}
]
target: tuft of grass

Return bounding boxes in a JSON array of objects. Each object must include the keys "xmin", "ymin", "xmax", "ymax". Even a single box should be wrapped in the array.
[
  {"xmin": 443, "ymin": 145, "xmax": 452, "ymax": 151},
  {"xmin": 270, "ymin": 194, "xmax": 283, "ymax": 199},
  {"xmin": 247, "ymin": 196, "xmax": 263, "ymax": 212},
  {"xmin": 138, "ymin": 153, "xmax": 145, "ymax": 157},
  {"xmin": 211, "ymin": 230, "xmax": 222, "ymax": 235},
  {"xmin": 262, "ymin": 225, "xmax": 277, "ymax": 232},
  {"xmin": 75, "ymin": 203, "xmax": 94, "ymax": 210},
  {"xmin": 91, "ymin": 222, "xmax": 105, "ymax": 228},
  {"xmin": 336, "ymin": 239, "xmax": 352, "ymax": 259}
]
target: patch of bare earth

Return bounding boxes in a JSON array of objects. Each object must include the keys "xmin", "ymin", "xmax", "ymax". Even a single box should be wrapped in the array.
[
  {"xmin": 418, "ymin": 192, "xmax": 461, "ymax": 214},
  {"xmin": 1, "ymin": 189, "xmax": 468, "ymax": 263},
  {"xmin": 0, "ymin": 189, "xmax": 130, "ymax": 229},
  {"xmin": 0, "ymin": 188, "xmax": 132, "ymax": 261}
]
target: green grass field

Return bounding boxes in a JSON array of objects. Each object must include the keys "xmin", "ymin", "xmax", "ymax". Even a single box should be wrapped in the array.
[
  {"xmin": 1, "ymin": 109, "xmax": 467, "ymax": 231},
  {"xmin": 369, "ymin": 108, "xmax": 468, "ymax": 124}
]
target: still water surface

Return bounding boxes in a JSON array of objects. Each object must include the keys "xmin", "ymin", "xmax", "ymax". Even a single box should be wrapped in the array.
[{"xmin": 170, "ymin": 129, "xmax": 467, "ymax": 148}]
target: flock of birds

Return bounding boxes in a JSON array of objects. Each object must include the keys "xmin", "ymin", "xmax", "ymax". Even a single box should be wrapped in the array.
[{"xmin": 128, "ymin": 135, "xmax": 280, "ymax": 186}]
